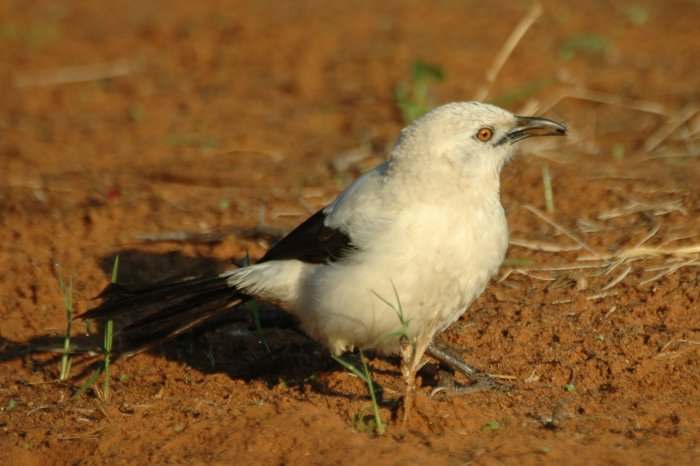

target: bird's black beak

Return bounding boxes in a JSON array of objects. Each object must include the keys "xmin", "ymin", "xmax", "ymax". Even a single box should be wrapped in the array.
[{"xmin": 498, "ymin": 116, "xmax": 568, "ymax": 145}]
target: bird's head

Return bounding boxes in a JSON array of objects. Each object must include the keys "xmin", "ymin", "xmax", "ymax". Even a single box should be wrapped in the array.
[{"xmin": 392, "ymin": 102, "xmax": 567, "ymax": 179}]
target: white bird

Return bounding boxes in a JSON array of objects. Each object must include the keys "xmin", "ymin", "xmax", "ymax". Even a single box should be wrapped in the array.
[{"xmin": 82, "ymin": 102, "xmax": 567, "ymax": 386}]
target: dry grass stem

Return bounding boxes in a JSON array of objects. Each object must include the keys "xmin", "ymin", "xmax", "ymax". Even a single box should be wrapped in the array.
[
  {"xmin": 26, "ymin": 405, "xmax": 51, "ymax": 416},
  {"xmin": 56, "ymin": 425, "xmax": 107, "ymax": 440},
  {"xmin": 508, "ymin": 237, "xmax": 699, "ymax": 290},
  {"xmin": 639, "ymin": 259, "xmax": 699, "ymax": 285},
  {"xmin": 644, "ymin": 105, "xmax": 699, "ymax": 152},
  {"xmin": 635, "ymin": 223, "xmax": 662, "ymax": 248},
  {"xmin": 534, "ymin": 88, "xmax": 696, "ymax": 154},
  {"xmin": 601, "ymin": 263, "xmax": 632, "ymax": 291},
  {"xmin": 474, "ymin": 3, "xmax": 542, "ymax": 101},
  {"xmin": 541, "ymin": 161, "xmax": 555, "ymax": 213},
  {"xmin": 585, "ymin": 290, "xmax": 620, "ymax": 301},
  {"xmin": 643, "ymin": 259, "xmax": 699, "ymax": 272},
  {"xmin": 523, "ymin": 204, "xmax": 606, "ymax": 260},
  {"xmin": 502, "ymin": 270, "xmax": 557, "ymax": 282},
  {"xmin": 598, "ymin": 199, "xmax": 687, "ymax": 219},
  {"xmin": 15, "ymin": 59, "xmax": 135, "ymax": 88},
  {"xmin": 579, "ymin": 244, "xmax": 700, "ymax": 262},
  {"xmin": 509, "ymin": 238, "xmax": 582, "ymax": 252},
  {"xmin": 537, "ymin": 87, "xmax": 669, "ymax": 117},
  {"xmin": 508, "ymin": 193, "xmax": 698, "ymax": 293},
  {"xmin": 500, "ymin": 263, "xmax": 607, "ymax": 282},
  {"xmin": 576, "ymin": 217, "xmax": 606, "ymax": 234},
  {"xmin": 656, "ymin": 339, "xmax": 700, "ymax": 359}
]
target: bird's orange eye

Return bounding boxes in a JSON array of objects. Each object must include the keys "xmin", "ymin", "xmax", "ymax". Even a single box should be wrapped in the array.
[{"xmin": 476, "ymin": 127, "xmax": 493, "ymax": 142}]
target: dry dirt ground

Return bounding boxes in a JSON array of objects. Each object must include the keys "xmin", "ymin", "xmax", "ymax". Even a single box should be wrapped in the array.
[{"xmin": 1, "ymin": 1, "xmax": 699, "ymax": 464}]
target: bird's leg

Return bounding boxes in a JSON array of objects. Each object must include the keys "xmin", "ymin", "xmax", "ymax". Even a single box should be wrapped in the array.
[
  {"xmin": 426, "ymin": 341, "xmax": 511, "ymax": 394},
  {"xmin": 399, "ymin": 335, "xmax": 415, "ymax": 427},
  {"xmin": 398, "ymin": 325, "xmax": 447, "ymax": 428}
]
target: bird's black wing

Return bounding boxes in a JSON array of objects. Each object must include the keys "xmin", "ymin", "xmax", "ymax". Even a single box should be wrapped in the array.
[{"xmin": 258, "ymin": 208, "xmax": 356, "ymax": 264}]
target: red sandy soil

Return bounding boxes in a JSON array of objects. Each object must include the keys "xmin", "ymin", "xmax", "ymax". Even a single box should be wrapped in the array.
[{"xmin": 1, "ymin": 1, "xmax": 699, "ymax": 464}]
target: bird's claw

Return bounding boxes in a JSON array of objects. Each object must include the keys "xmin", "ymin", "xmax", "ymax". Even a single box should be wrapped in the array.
[{"xmin": 430, "ymin": 370, "xmax": 511, "ymax": 397}]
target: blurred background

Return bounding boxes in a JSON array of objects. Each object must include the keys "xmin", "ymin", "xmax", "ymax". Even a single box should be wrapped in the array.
[
  {"xmin": 1, "ymin": 1, "xmax": 699, "ymax": 463},
  {"xmin": 3, "ymin": 0, "xmax": 698, "ymax": 177}
]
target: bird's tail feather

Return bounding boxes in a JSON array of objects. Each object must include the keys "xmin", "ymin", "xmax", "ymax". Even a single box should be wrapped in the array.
[{"xmin": 79, "ymin": 273, "xmax": 249, "ymax": 356}]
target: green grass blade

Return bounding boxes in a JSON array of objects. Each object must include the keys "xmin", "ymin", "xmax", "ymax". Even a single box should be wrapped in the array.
[
  {"xmin": 358, "ymin": 349, "xmax": 385, "ymax": 435},
  {"xmin": 103, "ymin": 318, "xmax": 113, "ymax": 400},
  {"xmin": 55, "ymin": 264, "xmax": 72, "ymax": 381},
  {"xmin": 331, "ymin": 354, "xmax": 369, "ymax": 383},
  {"xmin": 111, "ymin": 255, "xmax": 120, "ymax": 283},
  {"xmin": 502, "ymin": 257, "xmax": 535, "ymax": 267},
  {"xmin": 72, "ymin": 364, "xmax": 102, "ymax": 399},
  {"xmin": 102, "ymin": 256, "xmax": 119, "ymax": 401},
  {"xmin": 370, "ymin": 289, "xmax": 396, "ymax": 312},
  {"xmin": 332, "ymin": 351, "xmax": 385, "ymax": 435}
]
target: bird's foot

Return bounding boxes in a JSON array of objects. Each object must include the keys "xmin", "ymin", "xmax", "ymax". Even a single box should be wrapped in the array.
[
  {"xmin": 430, "ymin": 369, "xmax": 511, "ymax": 397},
  {"xmin": 426, "ymin": 341, "xmax": 512, "ymax": 396}
]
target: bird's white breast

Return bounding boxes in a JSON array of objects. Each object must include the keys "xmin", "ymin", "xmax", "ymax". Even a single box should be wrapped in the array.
[{"xmin": 293, "ymin": 189, "xmax": 508, "ymax": 354}]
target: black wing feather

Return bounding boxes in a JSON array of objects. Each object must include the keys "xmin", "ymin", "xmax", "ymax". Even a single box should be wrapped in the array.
[{"xmin": 258, "ymin": 208, "xmax": 356, "ymax": 264}]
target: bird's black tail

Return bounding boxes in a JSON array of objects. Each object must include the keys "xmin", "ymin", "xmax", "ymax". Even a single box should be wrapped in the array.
[{"xmin": 79, "ymin": 273, "xmax": 249, "ymax": 356}]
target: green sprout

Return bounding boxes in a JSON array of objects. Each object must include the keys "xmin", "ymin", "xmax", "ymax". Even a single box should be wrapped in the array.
[
  {"xmin": 333, "ymin": 349, "xmax": 386, "ymax": 435},
  {"xmin": 622, "ymin": 5, "xmax": 650, "ymax": 26},
  {"xmin": 559, "ymin": 33, "xmax": 611, "ymax": 61},
  {"xmin": 502, "ymin": 257, "xmax": 535, "ymax": 267},
  {"xmin": 55, "ymin": 263, "xmax": 73, "ymax": 381},
  {"xmin": 481, "ymin": 420, "xmax": 502, "ymax": 432},
  {"xmin": 373, "ymin": 281, "xmax": 410, "ymax": 346},
  {"xmin": 73, "ymin": 256, "xmax": 118, "ymax": 400},
  {"xmin": 490, "ymin": 77, "xmax": 555, "ymax": 107},
  {"xmin": 395, "ymin": 60, "xmax": 445, "ymax": 124}
]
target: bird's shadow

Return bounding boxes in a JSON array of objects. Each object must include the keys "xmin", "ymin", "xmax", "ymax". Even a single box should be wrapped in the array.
[{"xmin": 3, "ymin": 248, "xmax": 405, "ymax": 402}]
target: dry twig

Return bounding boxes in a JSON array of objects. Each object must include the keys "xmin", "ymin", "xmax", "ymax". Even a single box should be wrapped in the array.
[
  {"xmin": 474, "ymin": 3, "xmax": 542, "ymax": 101},
  {"xmin": 16, "ymin": 59, "xmax": 135, "ymax": 88}
]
